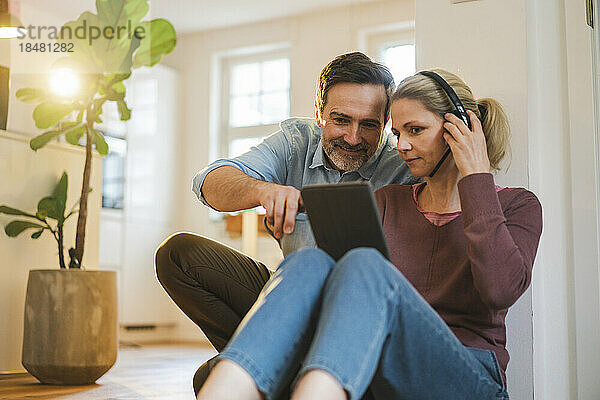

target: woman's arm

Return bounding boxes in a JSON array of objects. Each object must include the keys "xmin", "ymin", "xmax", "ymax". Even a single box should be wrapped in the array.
[{"xmin": 459, "ymin": 173, "xmax": 543, "ymax": 310}]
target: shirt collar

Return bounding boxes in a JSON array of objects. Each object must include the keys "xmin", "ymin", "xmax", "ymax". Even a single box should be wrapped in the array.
[
  {"xmin": 309, "ymin": 133, "xmax": 389, "ymax": 180},
  {"xmin": 309, "ymin": 140, "xmax": 326, "ymax": 169}
]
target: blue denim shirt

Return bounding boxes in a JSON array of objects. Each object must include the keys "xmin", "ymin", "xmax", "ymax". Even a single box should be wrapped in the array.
[{"xmin": 192, "ymin": 117, "xmax": 417, "ymax": 257}]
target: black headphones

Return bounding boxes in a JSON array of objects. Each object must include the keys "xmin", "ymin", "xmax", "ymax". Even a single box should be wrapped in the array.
[{"xmin": 417, "ymin": 71, "xmax": 472, "ymax": 178}]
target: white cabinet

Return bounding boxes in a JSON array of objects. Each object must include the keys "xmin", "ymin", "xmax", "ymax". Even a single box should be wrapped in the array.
[{"xmin": 99, "ymin": 65, "xmax": 183, "ymax": 330}]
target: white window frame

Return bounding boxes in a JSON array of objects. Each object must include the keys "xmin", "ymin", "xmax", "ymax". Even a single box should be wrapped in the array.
[
  {"xmin": 220, "ymin": 49, "xmax": 291, "ymax": 158},
  {"xmin": 358, "ymin": 21, "xmax": 415, "ymax": 68}
]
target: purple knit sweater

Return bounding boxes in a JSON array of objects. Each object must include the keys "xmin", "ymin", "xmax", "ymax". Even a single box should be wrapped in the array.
[{"xmin": 374, "ymin": 173, "xmax": 543, "ymax": 384}]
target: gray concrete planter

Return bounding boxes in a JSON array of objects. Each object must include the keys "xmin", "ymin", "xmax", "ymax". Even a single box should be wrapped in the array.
[{"xmin": 22, "ymin": 269, "xmax": 118, "ymax": 385}]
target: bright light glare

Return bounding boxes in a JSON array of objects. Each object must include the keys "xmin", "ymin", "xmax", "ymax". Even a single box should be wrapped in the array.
[
  {"xmin": 49, "ymin": 68, "xmax": 80, "ymax": 98},
  {"xmin": 0, "ymin": 27, "xmax": 23, "ymax": 39}
]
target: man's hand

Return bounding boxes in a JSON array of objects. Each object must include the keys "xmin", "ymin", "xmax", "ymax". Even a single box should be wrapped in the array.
[
  {"xmin": 257, "ymin": 182, "xmax": 303, "ymax": 239},
  {"xmin": 202, "ymin": 166, "xmax": 303, "ymax": 239}
]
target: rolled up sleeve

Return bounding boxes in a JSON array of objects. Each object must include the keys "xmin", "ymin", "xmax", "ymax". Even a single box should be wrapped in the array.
[{"xmin": 191, "ymin": 129, "xmax": 292, "ymax": 209}]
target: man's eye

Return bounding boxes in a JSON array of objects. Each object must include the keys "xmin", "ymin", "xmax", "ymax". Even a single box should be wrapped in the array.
[
  {"xmin": 409, "ymin": 127, "xmax": 423, "ymax": 134},
  {"xmin": 362, "ymin": 123, "xmax": 378, "ymax": 129},
  {"xmin": 334, "ymin": 118, "xmax": 348, "ymax": 124}
]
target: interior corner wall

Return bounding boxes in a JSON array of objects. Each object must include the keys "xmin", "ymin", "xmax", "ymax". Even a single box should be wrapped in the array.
[{"xmin": 415, "ymin": 1, "xmax": 532, "ymax": 399}]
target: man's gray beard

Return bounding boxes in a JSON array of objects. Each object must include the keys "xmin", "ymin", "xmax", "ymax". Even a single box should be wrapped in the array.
[{"xmin": 322, "ymin": 138, "xmax": 374, "ymax": 172}]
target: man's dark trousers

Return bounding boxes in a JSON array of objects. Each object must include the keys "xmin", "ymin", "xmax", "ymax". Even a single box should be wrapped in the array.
[{"xmin": 155, "ymin": 232, "xmax": 272, "ymax": 395}]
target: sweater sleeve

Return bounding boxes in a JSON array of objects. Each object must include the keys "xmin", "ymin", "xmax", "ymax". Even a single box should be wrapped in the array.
[{"xmin": 458, "ymin": 173, "xmax": 543, "ymax": 310}]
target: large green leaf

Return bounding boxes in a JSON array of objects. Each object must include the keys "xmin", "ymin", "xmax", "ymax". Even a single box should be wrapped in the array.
[
  {"xmin": 37, "ymin": 197, "xmax": 59, "ymax": 221},
  {"xmin": 117, "ymin": 98, "xmax": 131, "ymax": 121},
  {"xmin": 103, "ymin": 72, "xmax": 131, "ymax": 87},
  {"xmin": 133, "ymin": 19, "xmax": 177, "ymax": 68},
  {"xmin": 58, "ymin": 12, "xmax": 105, "ymax": 74},
  {"xmin": 0, "ymin": 206, "xmax": 37, "ymax": 219},
  {"xmin": 53, "ymin": 172, "xmax": 68, "ymax": 219},
  {"xmin": 118, "ymin": 32, "xmax": 142, "ymax": 73},
  {"xmin": 97, "ymin": 0, "xmax": 149, "ymax": 71},
  {"xmin": 64, "ymin": 125, "xmax": 86, "ymax": 145},
  {"xmin": 58, "ymin": 1, "xmax": 149, "ymax": 75},
  {"xmin": 29, "ymin": 123, "xmax": 85, "ymax": 150},
  {"xmin": 16, "ymin": 88, "xmax": 50, "ymax": 104},
  {"xmin": 96, "ymin": 0, "xmax": 149, "ymax": 36},
  {"xmin": 101, "ymin": 84, "xmax": 125, "ymax": 102},
  {"xmin": 30, "ymin": 129, "xmax": 63, "ymax": 151},
  {"xmin": 92, "ymin": 129, "xmax": 109, "ymax": 155},
  {"xmin": 5, "ymin": 221, "xmax": 46, "ymax": 237},
  {"xmin": 33, "ymin": 102, "xmax": 76, "ymax": 129},
  {"xmin": 112, "ymin": 81, "xmax": 126, "ymax": 94}
]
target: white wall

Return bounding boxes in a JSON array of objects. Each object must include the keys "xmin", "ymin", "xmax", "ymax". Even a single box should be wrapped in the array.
[
  {"xmin": 0, "ymin": 132, "xmax": 102, "ymax": 371},
  {"xmin": 528, "ymin": 0, "xmax": 600, "ymax": 399}
]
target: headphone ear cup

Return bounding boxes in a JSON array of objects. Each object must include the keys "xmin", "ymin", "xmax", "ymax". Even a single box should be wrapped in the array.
[
  {"xmin": 445, "ymin": 110, "xmax": 472, "ymax": 130},
  {"xmin": 446, "ymin": 110, "xmax": 463, "ymax": 121}
]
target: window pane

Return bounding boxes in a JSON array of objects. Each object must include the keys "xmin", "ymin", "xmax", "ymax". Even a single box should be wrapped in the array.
[
  {"xmin": 260, "ymin": 91, "xmax": 289, "ymax": 125},
  {"xmin": 261, "ymin": 58, "xmax": 290, "ymax": 92},
  {"xmin": 230, "ymin": 95, "xmax": 260, "ymax": 127},
  {"xmin": 383, "ymin": 44, "xmax": 415, "ymax": 84},
  {"xmin": 231, "ymin": 62, "xmax": 260, "ymax": 95},
  {"xmin": 102, "ymin": 137, "xmax": 127, "ymax": 209},
  {"xmin": 129, "ymin": 79, "xmax": 158, "ymax": 107},
  {"xmin": 229, "ymin": 136, "xmax": 266, "ymax": 158},
  {"xmin": 129, "ymin": 108, "xmax": 157, "ymax": 136},
  {"xmin": 99, "ymin": 102, "xmax": 127, "ymax": 138}
]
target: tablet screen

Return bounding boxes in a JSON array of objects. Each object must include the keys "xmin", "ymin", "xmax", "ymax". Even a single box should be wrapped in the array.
[{"xmin": 301, "ymin": 182, "xmax": 390, "ymax": 261}]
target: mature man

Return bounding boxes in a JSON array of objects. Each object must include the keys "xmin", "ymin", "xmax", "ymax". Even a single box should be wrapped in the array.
[{"xmin": 155, "ymin": 52, "xmax": 417, "ymax": 395}]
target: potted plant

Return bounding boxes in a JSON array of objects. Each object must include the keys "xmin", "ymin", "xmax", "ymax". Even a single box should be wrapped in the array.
[
  {"xmin": 0, "ymin": 173, "xmax": 119, "ymax": 385},
  {"xmin": 0, "ymin": 0, "xmax": 176, "ymax": 385}
]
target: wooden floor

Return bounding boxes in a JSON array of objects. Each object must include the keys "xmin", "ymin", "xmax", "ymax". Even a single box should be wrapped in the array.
[{"xmin": 0, "ymin": 343, "xmax": 217, "ymax": 399}]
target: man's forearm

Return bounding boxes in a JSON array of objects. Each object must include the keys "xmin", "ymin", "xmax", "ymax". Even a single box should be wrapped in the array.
[{"xmin": 202, "ymin": 166, "xmax": 272, "ymax": 212}]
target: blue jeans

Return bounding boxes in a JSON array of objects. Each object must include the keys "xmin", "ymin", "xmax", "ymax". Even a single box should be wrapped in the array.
[{"xmin": 218, "ymin": 248, "xmax": 510, "ymax": 400}]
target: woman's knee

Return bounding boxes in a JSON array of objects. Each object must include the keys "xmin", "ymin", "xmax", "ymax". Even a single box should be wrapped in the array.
[
  {"xmin": 276, "ymin": 247, "xmax": 335, "ymax": 282},
  {"xmin": 333, "ymin": 247, "xmax": 402, "ymax": 287}
]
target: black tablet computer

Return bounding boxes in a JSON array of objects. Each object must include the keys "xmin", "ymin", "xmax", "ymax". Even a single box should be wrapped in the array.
[{"xmin": 301, "ymin": 181, "xmax": 390, "ymax": 261}]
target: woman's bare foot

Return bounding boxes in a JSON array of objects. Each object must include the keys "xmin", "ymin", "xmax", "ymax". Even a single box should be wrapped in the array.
[
  {"xmin": 291, "ymin": 369, "xmax": 347, "ymax": 400},
  {"xmin": 196, "ymin": 359, "xmax": 262, "ymax": 400}
]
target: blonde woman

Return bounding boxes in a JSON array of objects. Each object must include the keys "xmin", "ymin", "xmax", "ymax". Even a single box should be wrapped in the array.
[{"xmin": 197, "ymin": 69, "xmax": 542, "ymax": 400}]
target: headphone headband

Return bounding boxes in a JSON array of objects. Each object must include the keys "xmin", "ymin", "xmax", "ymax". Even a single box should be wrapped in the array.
[{"xmin": 417, "ymin": 71, "xmax": 471, "ymax": 129}]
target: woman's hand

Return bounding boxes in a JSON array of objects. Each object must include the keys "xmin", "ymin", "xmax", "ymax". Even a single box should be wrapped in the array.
[{"xmin": 442, "ymin": 110, "xmax": 490, "ymax": 177}]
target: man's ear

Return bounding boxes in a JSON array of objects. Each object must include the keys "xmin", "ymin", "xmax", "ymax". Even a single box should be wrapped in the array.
[{"xmin": 315, "ymin": 99, "xmax": 322, "ymax": 127}]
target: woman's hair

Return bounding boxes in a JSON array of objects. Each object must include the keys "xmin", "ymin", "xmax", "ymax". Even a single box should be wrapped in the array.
[{"xmin": 392, "ymin": 68, "xmax": 511, "ymax": 172}]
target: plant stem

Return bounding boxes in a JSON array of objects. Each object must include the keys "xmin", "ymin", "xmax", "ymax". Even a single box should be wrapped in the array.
[
  {"xmin": 44, "ymin": 219, "xmax": 65, "ymax": 269},
  {"xmin": 57, "ymin": 223, "xmax": 66, "ymax": 269},
  {"xmin": 73, "ymin": 111, "xmax": 94, "ymax": 267}
]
